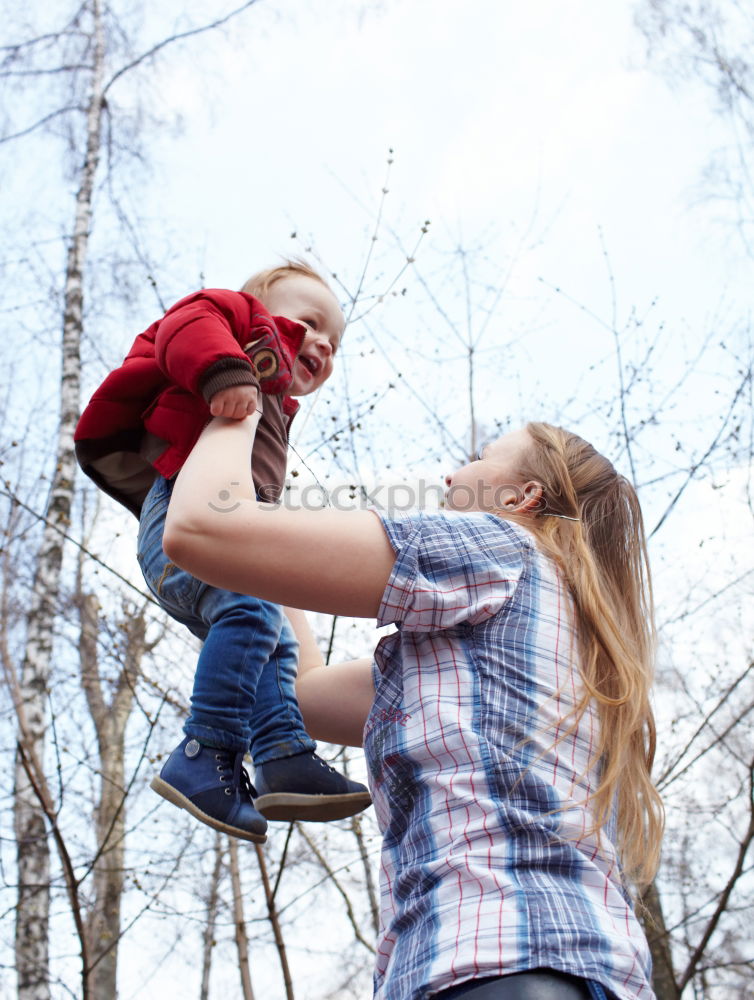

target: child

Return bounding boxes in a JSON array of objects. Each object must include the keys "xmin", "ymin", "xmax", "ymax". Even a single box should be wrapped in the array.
[{"xmin": 75, "ymin": 260, "xmax": 371, "ymax": 842}]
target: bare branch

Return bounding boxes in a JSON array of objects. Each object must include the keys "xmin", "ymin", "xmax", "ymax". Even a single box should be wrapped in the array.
[
  {"xmin": 649, "ymin": 365, "xmax": 751, "ymax": 537},
  {"xmin": 658, "ymin": 659, "xmax": 754, "ymax": 789},
  {"xmin": 0, "ymin": 105, "xmax": 83, "ymax": 144},
  {"xmin": 296, "ymin": 824, "xmax": 375, "ymax": 954},
  {"xmin": 254, "ymin": 843, "xmax": 294, "ymax": 1000},
  {"xmin": 679, "ymin": 755, "xmax": 754, "ymax": 991},
  {"xmin": 0, "ymin": 25, "xmax": 87, "ymax": 56},
  {"xmin": 102, "ymin": 0, "xmax": 263, "ymax": 97},
  {"xmin": 0, "ymin": 485, "xmax": 160, "ymax": 606},
  {"xmin": 0, "ymin": 64, "xmax": 92, "ymax": 77}
]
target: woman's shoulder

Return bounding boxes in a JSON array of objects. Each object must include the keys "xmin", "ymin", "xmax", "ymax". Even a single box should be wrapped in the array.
[
  {"xmin": 378, "ymin": 508, "xmax": 536, "ymax": 555},
  {"xmin": 445, "ymin": 510, "xmax": 536, "ymax": 547},
  {"xmin": 374, "ymin": 510, "xmax": 536, "ymax": 630}
]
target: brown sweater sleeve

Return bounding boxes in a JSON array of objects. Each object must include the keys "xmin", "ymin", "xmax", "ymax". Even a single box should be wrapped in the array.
[{"xmin": 199, "ymin": 358, "xmax": 260, "ymax": 403}]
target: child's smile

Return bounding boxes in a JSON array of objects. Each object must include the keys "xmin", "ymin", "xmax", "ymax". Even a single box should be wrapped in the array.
[{"xmin": 262, "ymin": 274, "xmax": 344, "ymax": 397}]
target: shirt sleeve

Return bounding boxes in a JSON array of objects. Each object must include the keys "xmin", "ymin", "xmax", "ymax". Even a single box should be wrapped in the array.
[{"xmin": 376, "ymin": 511, "xmax": 530, "ymax": 631}]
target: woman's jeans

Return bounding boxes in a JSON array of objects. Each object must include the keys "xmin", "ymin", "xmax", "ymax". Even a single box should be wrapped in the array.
[
  {"xmin": 434, "ymin": 970, "xmax": 613, "ymax": 999},
  {"xmin": 137, "ymin": 475, "xmax": 315, "ymax": 763}
]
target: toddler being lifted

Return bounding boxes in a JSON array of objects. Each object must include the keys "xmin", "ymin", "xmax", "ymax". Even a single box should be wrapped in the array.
[{"xmin": 75, "ymin": 261, "xmax": 371, "ymax": 842}]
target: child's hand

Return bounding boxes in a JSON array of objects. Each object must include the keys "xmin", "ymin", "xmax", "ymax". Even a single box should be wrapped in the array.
[{"xmin": 209, "ymin": 384, "xmax": 260, "ymax": 419}]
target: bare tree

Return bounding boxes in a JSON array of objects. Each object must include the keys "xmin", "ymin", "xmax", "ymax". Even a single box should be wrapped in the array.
[
  {"xmin": 255, "ymin": 842, "xmax": 295, "ymax": 1000},
  {"xmin": 0, "ymin": 2, "xmax": 263, "ymax": 996},
  {"xmin": 635, "ymin": 0, "xmax": 754, "ymax": 253},
  {"xmin": 629, "ymin": 9, "xmax": 754, "ymax": 990},
  {"xmin": 77, "ymin": 577, "xmax": 158, "ymax": 998},
  {"xmin": 639, "ymin": 880, "xmax": 681, "ymax": 1000},
  {"xmin": 200, "ymin": 834, "xmax": 225, "ymax": 1000},
  {"xmin": 229, "ymin": 839, "xmax": 256, "ymax": 1000}
]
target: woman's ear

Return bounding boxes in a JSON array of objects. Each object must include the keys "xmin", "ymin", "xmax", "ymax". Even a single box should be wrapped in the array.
[
  {"xmin": 495, "ymin": 481, "xmax": 543, "ymax": 516},
  {"xmin": 519, "ymin": 481, "xmax": 544, "ymax": 514},
  {"xmin": 495, "ymin": 485, "xmax": 522, "ymax": 512}
]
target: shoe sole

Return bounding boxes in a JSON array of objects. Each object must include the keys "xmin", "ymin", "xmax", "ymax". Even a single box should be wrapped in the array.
[
  {"xmin": 254, "ymin": 790, "xmax": 372, "ymax": 822},
  {"xmin": 150, "ymin": 776, "xmax": 267, "ymax": 843}
]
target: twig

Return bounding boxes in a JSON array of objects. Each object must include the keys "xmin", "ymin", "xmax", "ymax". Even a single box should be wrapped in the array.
[
  {"xmin": 255, "ymin": 843, "xmax": 295, "ymax": 1000},
  {"xmin": 679, "ymin": 755, "xmax": 754, "ymax": 991},
  {"xmin": 296, "ymin": 824, "xmax": 375, "ymax": 954},
  {"xmin": 102, "ymin": 1, "xmax": 263, "ymax": 96}
]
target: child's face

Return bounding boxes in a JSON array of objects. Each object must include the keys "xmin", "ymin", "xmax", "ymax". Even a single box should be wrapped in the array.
[{"xmin": 263, "ymin": 275, "xmax": 344, "ymax": 396}]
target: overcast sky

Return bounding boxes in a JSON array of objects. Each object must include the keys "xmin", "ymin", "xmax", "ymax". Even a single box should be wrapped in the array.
[{"xmin": 147, "ymin": 0, "xmax": 743, "ymax": 308}]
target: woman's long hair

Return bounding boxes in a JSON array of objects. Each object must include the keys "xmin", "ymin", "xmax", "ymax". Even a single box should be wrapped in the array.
[{"xmin": 514, "ymin": 422, "xmax": 663, "ymax": 886}]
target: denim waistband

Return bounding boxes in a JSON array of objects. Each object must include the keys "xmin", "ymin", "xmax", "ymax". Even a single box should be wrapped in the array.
[{"xmin": 433, "ymin": 969, "xmax": 611, "ymax": 1000}]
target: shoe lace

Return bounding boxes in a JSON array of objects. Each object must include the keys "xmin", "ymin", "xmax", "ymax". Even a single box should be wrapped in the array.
[{"xmin": 216, "ymin": 750, "xmax": 257, "ymax": 802}]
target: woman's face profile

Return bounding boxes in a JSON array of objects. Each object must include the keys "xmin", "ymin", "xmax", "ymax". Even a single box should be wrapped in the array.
[{"xmin": 444, "ymin": 428, "xmax": 532, "ymax": 514}]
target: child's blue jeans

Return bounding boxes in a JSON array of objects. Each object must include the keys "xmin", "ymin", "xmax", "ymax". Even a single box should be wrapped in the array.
[{"xmin": 137, "ymin": 474, "xmax": 316, "ymax": 763}]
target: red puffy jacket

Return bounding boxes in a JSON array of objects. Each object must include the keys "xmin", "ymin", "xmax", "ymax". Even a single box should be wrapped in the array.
[{"xmin": 75, "ymin": 289, "xmax": 304, "ymax": 516}]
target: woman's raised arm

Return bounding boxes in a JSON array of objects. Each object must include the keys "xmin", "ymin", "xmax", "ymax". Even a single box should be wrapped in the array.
[
  {"xmin": 164, "ymin": 413, "xmax": 396, "ymax": 618},
  {"xmin": 284, "ymin": 607, "xmax": 374, "ymax": 747}
]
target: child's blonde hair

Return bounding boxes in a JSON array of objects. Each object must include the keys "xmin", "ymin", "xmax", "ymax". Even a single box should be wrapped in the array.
[
  {"xmin": 240, "ymin": 258, "xmax": 333, "ymax": 301},
  {"xmin": 516, "ymin": 422, "xmax": 663, "ymax": 887}
]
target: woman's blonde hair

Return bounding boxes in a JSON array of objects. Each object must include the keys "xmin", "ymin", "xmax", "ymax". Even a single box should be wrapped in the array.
[{"xmin": 516, "ymin": 422, "xmax": 663, "ymax": 887}]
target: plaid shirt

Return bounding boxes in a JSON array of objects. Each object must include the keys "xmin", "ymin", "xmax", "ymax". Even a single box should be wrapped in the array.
[{"xmin": 364, "ymin": 511, "xmax": 654, "ymax": 1000}]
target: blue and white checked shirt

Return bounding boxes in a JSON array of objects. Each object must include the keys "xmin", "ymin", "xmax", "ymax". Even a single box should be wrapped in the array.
[{"xmin": 364, "ymin": 511, "xmax": 654, "ymax": 1000}]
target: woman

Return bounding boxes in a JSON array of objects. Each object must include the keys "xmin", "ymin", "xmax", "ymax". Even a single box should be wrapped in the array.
[{"xmin": 164, "ymin": 414, "xmax": 663, "ymax": 1000}]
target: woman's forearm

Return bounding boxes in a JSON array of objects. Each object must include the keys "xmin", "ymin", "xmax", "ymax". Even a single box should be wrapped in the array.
[
  {"xmin": 164, "ymin": 416, "xmax": 397, "ymax": 618},
  {"xmin": 166, "ymin": 412, "xmax": 261, "ymax": 541},
  {"xmin": 284, "ymin": 607, "xmax": 326, "ymax": 678},
  {"xmin": 284, "ymin": 607, "xmax": 374, "ymax": 747}
]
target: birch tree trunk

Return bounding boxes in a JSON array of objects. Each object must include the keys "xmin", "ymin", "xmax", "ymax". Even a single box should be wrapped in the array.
[
  {"xmin": 200, "ymin": 835, "xmax": 225, "ymax": 1000},
  {"xmin": 79, "ymin": 588, "xmax": 147, "ymax": 999},
  {"xmin": 229, "ymin": 839, "xmax": 255, "ymax": 1000},
  {"xmin": 13, "ymin": 3, "xmax": 106, "ymax": 996}
]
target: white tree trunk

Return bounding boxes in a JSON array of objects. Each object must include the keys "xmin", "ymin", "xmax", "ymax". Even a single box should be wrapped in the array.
[
  {"xmin": 229, "ymin": 839, "xmax": 255, "ymax": 1000},
  {"xmin": 200, "ymin": 834, "xmax": 225, "ymax": 1000},
  {"xmin": 79, "ymin": 589, "xmax": 146, "ymax": 999},
  {"xmin": 14, "ymin": 3, "xmax": 105, "ymax": 996}
]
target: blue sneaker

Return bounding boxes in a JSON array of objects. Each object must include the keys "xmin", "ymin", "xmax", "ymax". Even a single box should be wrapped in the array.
[
  {"xmin": 150, "ymin": 737, "xmax": 267, "ymax": 843},
  {"xmin": 254, "ymin": 751, "xmax": 372, "ymax": 822}
]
